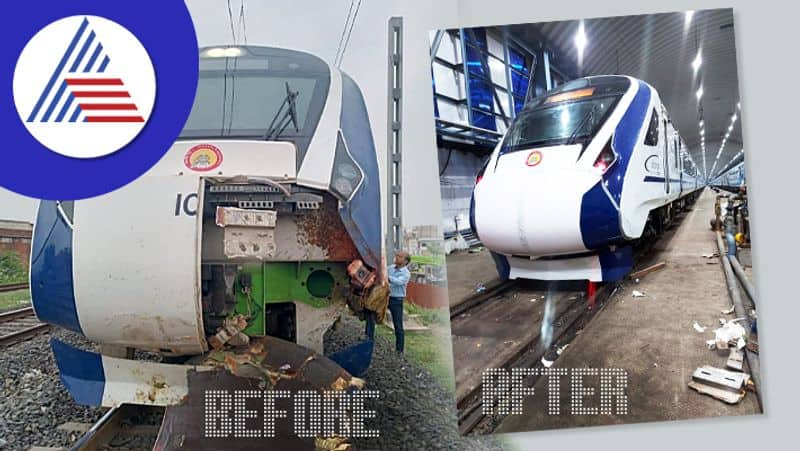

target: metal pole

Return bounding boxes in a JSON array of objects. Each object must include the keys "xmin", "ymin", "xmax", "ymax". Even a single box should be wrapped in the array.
[
  {"xmin": 729, "ymin": 255, "xmax": 756, "ymax": 303},
  {"xmin": 386, "ymin": 17, "xmax": 403, "ymax": 258},
  {"xmin": 459, "ymin": 28, "xmax": 473, "ymax": 126},
  {"xmin": 715, "ymin": 231, "xmax": 761, "ymax": 406}
]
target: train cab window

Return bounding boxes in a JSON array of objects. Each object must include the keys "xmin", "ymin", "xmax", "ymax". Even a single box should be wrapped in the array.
[
  {"xmin": 498, "ymin": 76, "xmax": 630, "ymax": 154},
  {"xmin": 644, "ymin": 108, "xmax": 659, "ymax": 146},
  {"xmin": 180, "ymin": 47, "xmax": 331, "ymax": 165}
]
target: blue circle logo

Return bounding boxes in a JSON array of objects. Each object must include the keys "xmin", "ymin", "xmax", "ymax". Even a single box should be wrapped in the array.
[{"xmin": 2, "ymin": 1, "xmax": 198, "ymax": 199}]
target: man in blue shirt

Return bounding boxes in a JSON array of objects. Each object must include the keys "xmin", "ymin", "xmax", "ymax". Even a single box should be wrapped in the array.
[{"xmin": 365, "ymin": 251, "xmax": 411, "ymax": 353}]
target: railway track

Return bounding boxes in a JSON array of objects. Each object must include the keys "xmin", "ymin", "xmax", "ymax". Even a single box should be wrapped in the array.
[
  {"xmin": 451, "ymin": 278, "xmax": 617, "ymax": 434},
  {"xmin": 451, "ymin": 195, "xmax": 699, "ymax": 434},
  {"xmin": 0, "ymin": 306, "xmax": 49, "ymax": 347},
  {"xmin": 69, "ymin": 404, "xmax": 164, "ymax": 451},
  {"xmin": 0, "ymin": 281, "xmax": 28, "ymax": 293}
]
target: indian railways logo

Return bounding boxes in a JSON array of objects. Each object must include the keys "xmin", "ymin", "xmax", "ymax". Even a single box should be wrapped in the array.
[
  {"xmin": 526, "ymin": 150, "xmax": 543, "ymax": 167},
  {"xmin": 184, "ymin": 144, "xmax": 223, "ymax": 172},
  {"xmin": 12, "ymin": 15, "xmax": 156, "ymax": 159}
]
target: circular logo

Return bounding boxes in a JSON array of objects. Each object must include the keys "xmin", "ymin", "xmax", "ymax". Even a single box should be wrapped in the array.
[
  {"xmin": 13, "ymin": 15, "xmax": 156, "ymax": 159},
  {"xmin": 184, "ymin": 144, "xmax": 223, "ymax": 172},
  {"xmin": 1, "ymin": 1, "xmax": 198, "ymax": 200},
  {"xmin": 526, "ymin": 150, "xmax": 543, "ymax": 167}
]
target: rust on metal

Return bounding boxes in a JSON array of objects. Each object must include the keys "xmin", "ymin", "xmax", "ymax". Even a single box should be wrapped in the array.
[
  {"xmin": 295, "ymin": 196, "xmax": 359, "ymax": 262},
  {"xmin": 629, "ymin": 261, "xmax": 667, "ymax": 279}
]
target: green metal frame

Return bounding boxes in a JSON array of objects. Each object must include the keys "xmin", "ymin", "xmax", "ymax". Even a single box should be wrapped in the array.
[{"xmin": 234, "ymin": 262, "xmax": 349, "ymax": 336}]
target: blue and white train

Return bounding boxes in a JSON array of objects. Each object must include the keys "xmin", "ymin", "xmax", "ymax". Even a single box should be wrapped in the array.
[
  {"xmin": 472, "ymin": 75, "xmax": 703, "ymax": 282},
  {"xmin": 712, "ymin": 161, "xmax": 746, "ymax": 192},
  {"xmin": 30, "ymin": 46, "xmax": 383, "ymax": 411}
]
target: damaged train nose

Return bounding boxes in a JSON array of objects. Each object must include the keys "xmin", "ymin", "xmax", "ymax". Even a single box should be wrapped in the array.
[{"xmin": 30, "ymin": 200, "xmax": 83, "ymax": 335}]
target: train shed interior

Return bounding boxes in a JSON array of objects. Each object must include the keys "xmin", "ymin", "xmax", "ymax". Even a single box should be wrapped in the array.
[{"xmin": 435, "ymin": 9, "xmax": 760, "ymax": 434}]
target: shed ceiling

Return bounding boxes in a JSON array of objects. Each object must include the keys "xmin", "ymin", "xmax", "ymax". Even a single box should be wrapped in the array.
[{"xmin": 506, "ymin": 9, "xmax": 742, "ymax": 178}]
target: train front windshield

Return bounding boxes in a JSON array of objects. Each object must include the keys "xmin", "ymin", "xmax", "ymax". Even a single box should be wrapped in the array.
[
  {"xmin": 180, "ymin": 46, "xmax": 331, "ymax": 161},
  {"xmin": 499, "ymin": 76, "xmax": 630, "ymax": 154}
]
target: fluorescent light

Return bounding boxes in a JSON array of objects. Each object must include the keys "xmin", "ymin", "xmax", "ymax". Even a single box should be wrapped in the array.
[
  {"xmin": 699, "ymin": 120, "xmax": 704, "ymax": 127},
  {"xmin": 700, "ymin": 129, "xmax": 705, "ymax": 135},
  {"xmin": 686, "ymin": 10, "xmax": 694, "ymax": 25},
  {"xmin": 575, "ymin": 21, "xmax": 587, "ymax": 57},
  {"xmin": 737, "ymin": 101, "xmax": 741, "ymax": 110},
  {"xmin": 731, "ymin": 113, "xmax": 738, "ymax": 122},
  {"xmin": 692, "ymin": 50, "xmax": 702, "ymax": 73},
  {"xmin": 696, "ymin": 86, "xmax": 703, "ymax": 100},
  {"xmin": 728, "ymin": 124, "xmax": 734, "ymax": 131}
]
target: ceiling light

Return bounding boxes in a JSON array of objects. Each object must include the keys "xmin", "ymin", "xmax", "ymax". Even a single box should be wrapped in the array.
[
  {"xmin": 731, "ymin": 113, "xmax": 738, "ymax": 122},
  {"xmin": 575, "ymin": 21, "xmax": 587, "ymax": 57},
  {"xmin": 692, "ymin": 50, "xmax": 702, "ymax": 73},
  {"xmin": 699, "ymin": 120, "xmax": 704, "ymax": 127},
  {"xmin": 696, "ymin": 86, "xmax": 703, "ymax": 100},
  {"xmin": 728, "ymin": 124, "xmax": 734, "ymax": 131},
  {"xmin": 700, "ymin": 129, "xmax": 705, "ymax": 135},
  {"xmin": 737, "ymin": 101, "xmax": 741, "ymax": 110},
  {"xmin": 686, "ymin": 10, "xmax": 694, "ymax": 25}
]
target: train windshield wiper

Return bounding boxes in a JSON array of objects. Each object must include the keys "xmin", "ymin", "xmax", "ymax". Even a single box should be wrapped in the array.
[
  {"xmin": 264, "ymin": 82, "xmax": 300, "ymax": 140},
  {"xmin": 566, "ymin": 103, "xmax": 598, "ymax": 146}
]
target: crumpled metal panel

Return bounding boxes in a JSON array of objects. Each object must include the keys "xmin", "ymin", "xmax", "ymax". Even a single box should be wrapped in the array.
[
  {"xmin": 337, "ymin": 73, "xmax": 383, "ymax": 272},
  {"xmin": 154, "ymin": 336, "xmax": 364, "ymax": 450}
]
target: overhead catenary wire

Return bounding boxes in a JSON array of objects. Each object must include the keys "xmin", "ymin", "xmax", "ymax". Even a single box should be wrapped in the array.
[
  {"xmin": 334, "ymin": 0, "xmax": 357, "ymax": 67},
  {"xmin": 225, "ymin": 0, "xmax": 249, "ymax": 134},
  {"xmin": 226, "ymin": 0, "xmax": 238, "ymax": 45},
  {"xmin": 336, "ymin": 0, "xmax": 363, "ymax": 67},
  {"xmin": 238, "ymin": 0, "xmax": 248, "ymax": 45}
]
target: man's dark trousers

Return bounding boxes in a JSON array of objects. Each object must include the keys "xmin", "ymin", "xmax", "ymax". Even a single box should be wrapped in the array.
[{"xmin": 389, "ymin": 296, "xmax": 404, "ymax": 353}]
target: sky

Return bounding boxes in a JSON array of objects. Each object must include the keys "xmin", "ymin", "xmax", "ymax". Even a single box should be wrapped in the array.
[{"xmin": 0, "ymin": 188, "xmax": 37, "ymax": 222}]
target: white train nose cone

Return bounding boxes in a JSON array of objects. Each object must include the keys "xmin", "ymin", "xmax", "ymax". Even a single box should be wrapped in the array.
[{"xmin": 474, "ymin": 145, "xmax": 600, "ymax": 257}]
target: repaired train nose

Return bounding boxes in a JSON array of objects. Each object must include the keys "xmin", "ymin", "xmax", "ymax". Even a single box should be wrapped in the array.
[{"xmin": 473, "ymin": 146, "xmax": 601, "ymax": 257}]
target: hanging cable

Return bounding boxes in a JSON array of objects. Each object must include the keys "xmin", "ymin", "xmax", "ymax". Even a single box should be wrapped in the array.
[
  {"xmin": 334, "ymin": 0, "xmax": 356, "ymax": 67},
  {"xmin": 227, "ymin": 0, "xmax": 238, "ymax": 45},
  {"xmin": 239, "ymin": 0, "xmax": 248, "ymax": 46},
  {"xmin": 337, "ymin": 0, "xmax": 363, "ymax": 67}
]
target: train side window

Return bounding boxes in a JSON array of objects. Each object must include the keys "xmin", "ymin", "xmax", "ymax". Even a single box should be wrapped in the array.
[
  {"xmin": 644, "ymin": 108, "xmax": 659, "ymax": 146},
  {"xmin": 673, "ymin": 139, "xmax": 679, "ymax": 166}
]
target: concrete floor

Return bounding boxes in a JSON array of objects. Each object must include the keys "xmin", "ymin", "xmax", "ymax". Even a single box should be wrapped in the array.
[
  {"xmin": 446, "ymin": 247, "xmax": 500, "ymax": 307},
  {"xmin": 497, "ymin": 188, "xmax": 762, "ymax": 433}
]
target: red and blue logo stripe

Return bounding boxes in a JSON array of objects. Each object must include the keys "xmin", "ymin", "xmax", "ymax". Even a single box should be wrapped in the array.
[{"xmin": 27, "ymin": 17, "xmax": 143, "ymax": 124}]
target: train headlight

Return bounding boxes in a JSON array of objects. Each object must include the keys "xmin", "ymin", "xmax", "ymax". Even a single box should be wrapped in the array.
[
  {"xmin": 330, "ymin": 131, "xmax": 364, "ymax": 202},
  {"xmin": 332, "ymin": 178, "xmax": 355, "ymax": 198},
  {"xmin": 204, "ymin": 47, "xmax": 244, "ymax": 58},
  {"xmin": 593, "ymin": 139, "xmax": 618, "ymax": 174}
]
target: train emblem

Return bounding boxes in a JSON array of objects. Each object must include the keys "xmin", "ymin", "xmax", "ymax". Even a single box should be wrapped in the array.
[
  {"xmin": 184, "ymin": 143, "xmax": 223, "ymax": 171},
  {"xmin": 526, "ymin": 151, "xmax": 543, "ymax": 167}
]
